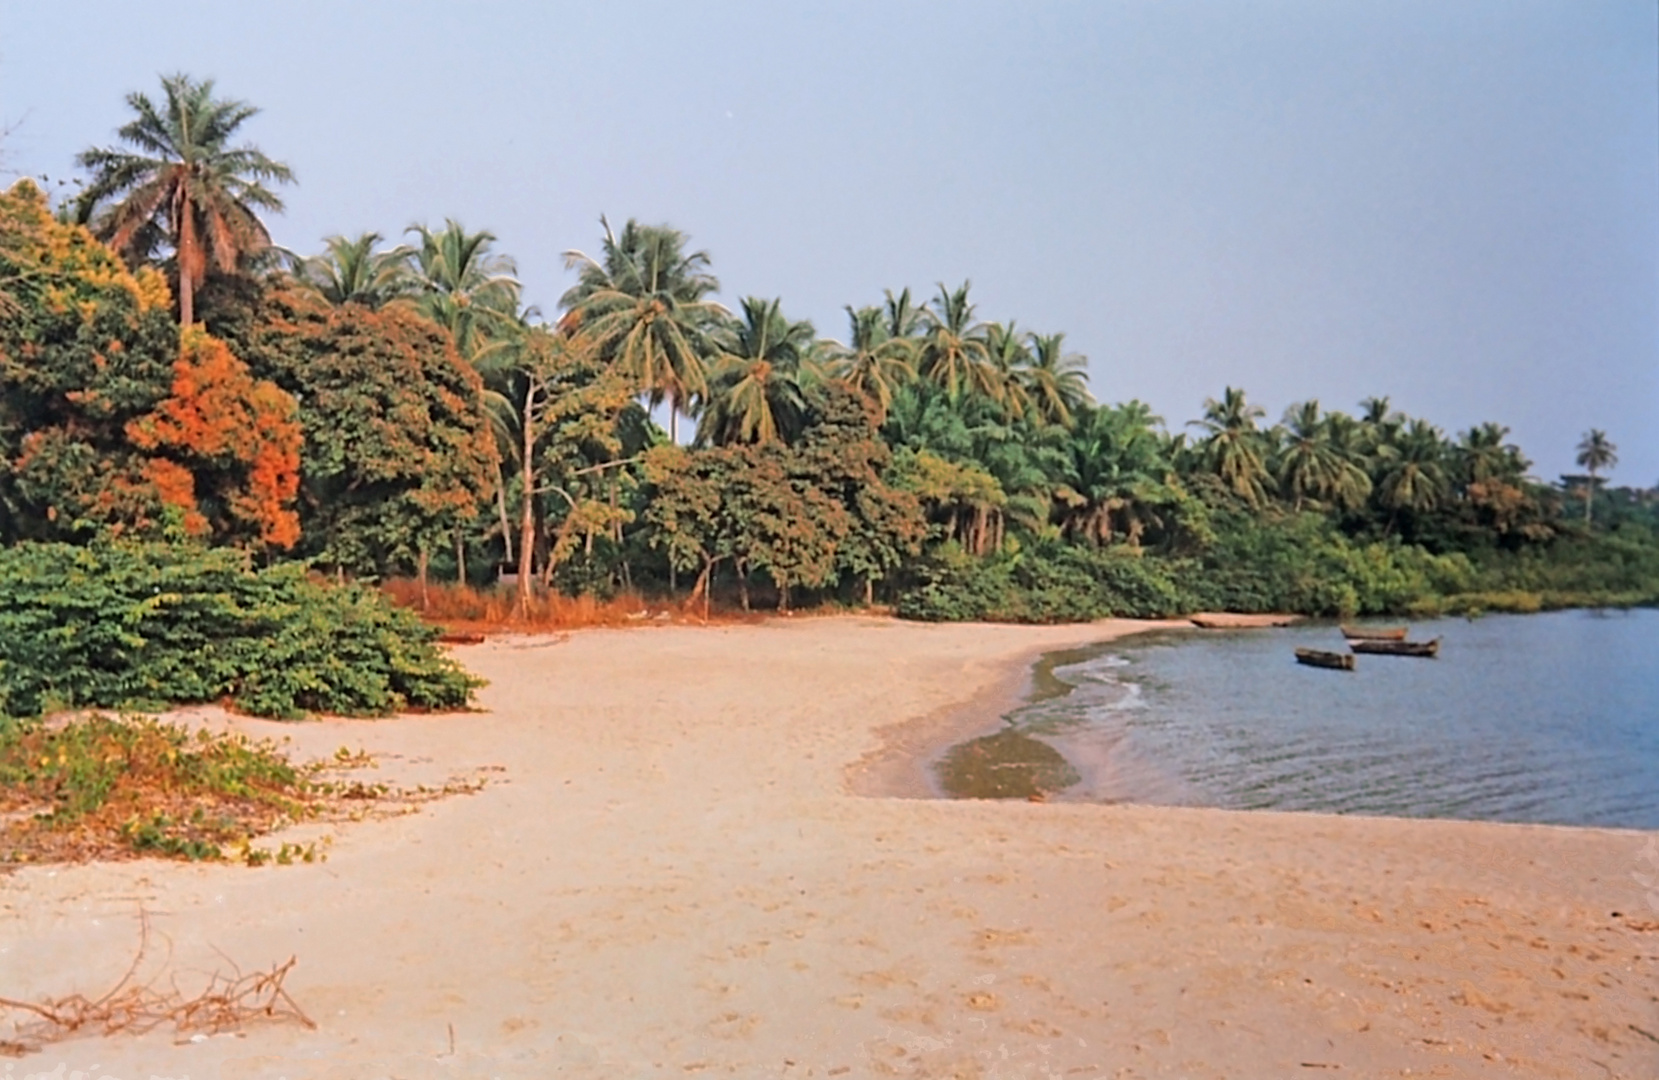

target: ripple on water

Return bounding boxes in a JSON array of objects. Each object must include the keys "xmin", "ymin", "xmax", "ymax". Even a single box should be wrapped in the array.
[{"xmin": 943, "ymin": 608, "xmax": 1659, "ymax": 829}]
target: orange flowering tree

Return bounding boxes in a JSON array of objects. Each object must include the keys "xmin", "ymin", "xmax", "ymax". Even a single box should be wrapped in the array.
[
  {"xmin": 0, "ymin": 180, "xmax": 300, "ymax": 549},
  {"xmin": 126, "ymin": 329, "xmax": 301, "ymax": 547}
]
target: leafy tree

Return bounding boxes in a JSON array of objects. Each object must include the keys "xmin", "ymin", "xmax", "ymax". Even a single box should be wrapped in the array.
[
  {"xmin": 508, "ymin": 327, "xmax": 643, "ymax": 613},
  {"xmin": 293, "ymin": 232, "xmax": 415, "ymax": 309},
  {"xmin": 1575, "ymin": 428, "xmax": 1618, "ymax": 525},
  {"xmin": 74, "ymin": 74, "xmax": 294, "ymax": 327},
  {"xmin": 794, "ymin": 383, "xmax": 924, "ymax": 604},
  {"xmin": 228, "ymin": 286, "xmax": 497, "ymax": 577},
  {"xmin": 888, "ymin": 447, "xmax": 1007, "ymax": 556},
  {"xmin": 698, "ymin": 296, "xmax": 817, "ymax": 446},
  {"xmin": 561, "ymin": 218, "xmax": 724, "ymax": 443},
  {"xmin": 1191, "ymin": 387, "xmax": 1271, "ymax": 505},
  {"xmin": 125, "ymin": 328, "xmax": 302, "ymax": 548},
  {"xmin": 0, "ymin": 180, "xmax": 298, "ymax": 549}
]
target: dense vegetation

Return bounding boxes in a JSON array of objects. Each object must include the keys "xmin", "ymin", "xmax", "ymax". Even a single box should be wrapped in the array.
[
  {"xmin": 0, "ymin": 541, "xmax": 479, "ymax": 719},
  {"xmin": 2, "ymin": 72, "xmax": 1652, "ymax": 672}
]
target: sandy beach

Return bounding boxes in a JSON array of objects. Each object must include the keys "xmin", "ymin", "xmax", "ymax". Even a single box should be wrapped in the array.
[{"xmin": 3, "ymin": 616, "xmax": 1655, "ymax": 1079}]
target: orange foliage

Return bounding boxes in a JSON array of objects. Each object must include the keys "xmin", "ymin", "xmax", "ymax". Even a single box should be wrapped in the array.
[
  {"xmin": 378, "ymin": 580, "xmax": 766, "ymax": 634},
  {"xmin": 142, "ymin": 459, "xmax": 209, "ymax": 537},
  {"xmin": 127, "ymin": 329, "xmax": 302, "ymax": 549}
]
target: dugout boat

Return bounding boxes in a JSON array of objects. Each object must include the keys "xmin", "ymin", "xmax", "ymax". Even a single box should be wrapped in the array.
[
  {"xmin": 1295, "ymin": 648, "xmax": 1356, "ymax": 671},
  {"xmin": 1348, "ymin": 637, "xmax": 1441, "ymax": 658}
]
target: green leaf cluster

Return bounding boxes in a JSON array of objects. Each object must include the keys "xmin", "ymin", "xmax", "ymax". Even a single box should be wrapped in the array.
[{"xmin": 0, "ymin": 540, "xmax": 481, "ymax": 720}]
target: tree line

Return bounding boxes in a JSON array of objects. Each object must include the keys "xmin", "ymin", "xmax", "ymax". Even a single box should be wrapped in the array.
[{"xmin": 3, "ymin": 74, "xmax": 1653, "ymax": 621}]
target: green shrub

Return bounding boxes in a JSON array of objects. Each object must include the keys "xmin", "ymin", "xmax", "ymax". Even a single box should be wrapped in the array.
[
  {"xmin": 0, "ymin": 540, "xmax": 481, "ymax": 719},
  {"xmin": 896, "ymin": 543, "xmax": 1191, "ymax": 623}
]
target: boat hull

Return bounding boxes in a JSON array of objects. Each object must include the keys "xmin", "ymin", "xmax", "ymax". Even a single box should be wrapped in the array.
[
  {"xmin": 1349, "ymin": 638, "xmax": 1440, "ymax": 658},
  {"xmin": 1295, "ymin": 648, "xmax": 1356, "ymax": 671},
  {"xmin": 1341, "ymin": 625, "xmax": 1407, "ymax": 641}
]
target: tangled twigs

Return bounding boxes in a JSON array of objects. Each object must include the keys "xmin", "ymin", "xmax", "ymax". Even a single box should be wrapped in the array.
[{"xmin": 0, "ymin": 917, "xmax": 313, "ymax": 1057}]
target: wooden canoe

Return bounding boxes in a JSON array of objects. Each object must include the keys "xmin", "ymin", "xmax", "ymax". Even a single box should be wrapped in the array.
[
  {"xmin": 1341, "ymin": 625, "xmax": 1408, "ymax": 641},
  {"xmin": 1295, "ymin": 648, "xmax": 1356, "ymax": 671},
  {"xmin": 1348, "ymin": 637, "xmax": 1440, "ymax": 658}
]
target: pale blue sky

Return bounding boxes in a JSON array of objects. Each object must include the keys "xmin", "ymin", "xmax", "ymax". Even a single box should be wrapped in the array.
[{"xmin": 2, "ymin": 0, "xmax": 1654, "ymax": 481}]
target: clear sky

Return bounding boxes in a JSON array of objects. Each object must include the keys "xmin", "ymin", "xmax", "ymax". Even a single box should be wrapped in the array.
[{"xmin": 2, "ymin": 0, "xmax": 1654, "ymax": 482}]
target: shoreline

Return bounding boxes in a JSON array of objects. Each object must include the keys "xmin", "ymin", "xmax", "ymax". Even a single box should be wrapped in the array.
[
  {"xmin": 843, "ymin": 617, "xmax": 1190, "ymax": 799},
  {"xmin": 3, "ymin": 615, "xmax": 1654, "ymax": 1078}
]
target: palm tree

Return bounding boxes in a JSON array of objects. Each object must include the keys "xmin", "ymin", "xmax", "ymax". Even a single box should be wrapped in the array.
[
  {"xmin": 1575, "ymin": 429, "xmax": 1618, "ymax": 525},
  {"xmin": 824, "ymin": 305, "xmax": 915, "ymax": 423},
  {"xmin": 1321, "ymin": 410, "xmax": 1376, "ymax": 513},
  {"xmin": 293, "ymin": 232, "xmax": 415, "ymax": 309},
  {"xmin": 1057, "ymin": 401, "xmax": 1170, "ymax": 546},
  {"xmin": 406, "ymin": 220, "xmax": 523, "ymax": 359},
  {"xmin": 1190, "ymin": 387, "xmax": 1270, "ymax": 505},
  {"xmin": 917, "ymin": 281, "xmax": 997, "ymax": 402},
  {"xmin": 1023, "ymin": 332, "xmax": 1092, "ymax": 428},
  {"xmin": 983, "ymin": 322, "xmax": 1033, "ymax": 421},
  {"xmin": 1274, "ymin": 400, "xmax": 1370, "ymax": 512},
  {"xmin": 1376, "ymin": 419, "xmax": 1450, "ymax": 529},
  {"xmin": 697, "ymin": 297, "xmax": 817, "ymax": 446},
  {"xmin": 75, "ymin": 73, "xmax": 295, "ymax": 326},
  {"xmin": 882, "ymin": 287, "xmax": 924, "ymax": 340},
  {"xmin": 561, "ymin": 218, "xmax": 725, "ymax": 443}
]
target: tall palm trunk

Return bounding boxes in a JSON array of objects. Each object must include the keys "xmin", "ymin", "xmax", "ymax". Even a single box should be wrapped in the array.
[
  {"xmin": 176, "ymin": 193, "xmax": 199, "ymax": 326},
  {"xmin": 1585, "ymin": 468, "xmax": 1597, "ymax": 525}
]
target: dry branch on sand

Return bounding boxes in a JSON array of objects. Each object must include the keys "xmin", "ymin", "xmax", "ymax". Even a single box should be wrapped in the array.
[{"xmin": 0, "ymin": 917, "xmax": 313, "ymax": 1057}]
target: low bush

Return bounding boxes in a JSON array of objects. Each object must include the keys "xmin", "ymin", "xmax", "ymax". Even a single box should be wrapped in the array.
[
  {"xmin": 0, "ymin": 714, "xmax": 329, "ymax": 863},
  {"xmin": 0, "ymin": 541, "xmax": 481, "ymax": 720},
  {"xmin": 896, "ymin": 543, "xmax": 1190, "ymax": 623}
]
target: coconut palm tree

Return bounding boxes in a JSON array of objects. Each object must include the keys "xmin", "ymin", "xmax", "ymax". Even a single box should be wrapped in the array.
[
  {"xmin": 1575, "ymin": 429, "xmax": 1618, "ymax": 525},
  {"xmin": 293, "ymin": 232, "xmax": 415, "ymax": 309},
  {"xmin": 1190, "ymin": 387, "xmax": 1270, "ymax": 505},
  {"xmin": 697, "ymin": 296, "xmax": 818, "ymax": 446},
  {"xmin": 1376, "ymin": 419, "xmax": 1450, "ymax": 530},
  {"xmin": 824, "ymin": 305, "xmax": 915, "ymax": 423},
  {"xmin": 882, "ymin": 287, "xmax": 924, "ymax": 340},
  {"xmin": 1023, "ymin": 332, "xmax": 1091, "ymax": 428},
  {"xmin": 1321, "ymin": 410, "xmax": 1376, "ymax": 513},
  {"xmin": 917, "ymin": 281, "xmax": 997, "ymax": 401},
  {"xmin": 561, "ymin": 218, "xmax": 725, "ymax": 443},
  {"xmin": 74, "ymin": 73, "xmax": 295, "ymax": 326},
  {"xmin": 1455, "ymin": 422, "xmax": 1529, "ymax": 489},
  {"xmin": 983, "ymin": 322, "xmax": 1033, "ymax": 421},
  {"xmin": 406, "ymin": 220, "xmax": 523, "ymax": 360},
  {"xmin": 1274, "ymin": 400, "xmax": 1370, "ymax": 512}
]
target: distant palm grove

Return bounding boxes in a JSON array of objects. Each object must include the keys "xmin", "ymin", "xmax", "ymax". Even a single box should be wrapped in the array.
[{"xmin": 4, "ymin": 75, "xmax": 1657, "ymax": 625}]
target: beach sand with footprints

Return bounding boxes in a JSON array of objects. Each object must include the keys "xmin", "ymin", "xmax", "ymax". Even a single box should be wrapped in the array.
[{"xmin": 3, "ymin": 617, "xmax": 1655, "ymax": 1078}]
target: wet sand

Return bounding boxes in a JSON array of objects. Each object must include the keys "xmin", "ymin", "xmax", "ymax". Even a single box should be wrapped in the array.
[{"xmin": 3, "ymin": 616, "xmax": 1655, "ymax": 1078}]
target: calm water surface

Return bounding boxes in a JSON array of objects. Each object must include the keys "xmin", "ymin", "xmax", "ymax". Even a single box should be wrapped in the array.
[{"xmin": 968, "ymin": 609, "xmax": 1659, "ymax": 829}]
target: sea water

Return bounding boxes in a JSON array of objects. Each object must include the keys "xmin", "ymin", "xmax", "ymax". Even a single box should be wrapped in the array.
[{"xmin": 959, "ymin": 608, "xmax": 1659, "ymax": 829}]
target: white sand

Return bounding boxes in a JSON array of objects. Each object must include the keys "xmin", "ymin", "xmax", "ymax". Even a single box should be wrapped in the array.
[{"xmin": 3, "ymin": 616, "xmax": 1655, "ymax": 1079}]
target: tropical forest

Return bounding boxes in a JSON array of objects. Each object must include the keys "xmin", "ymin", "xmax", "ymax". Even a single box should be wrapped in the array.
[{"xmin": 2, "ymin": 75, "xmax": 1655, "ymax": 722}]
